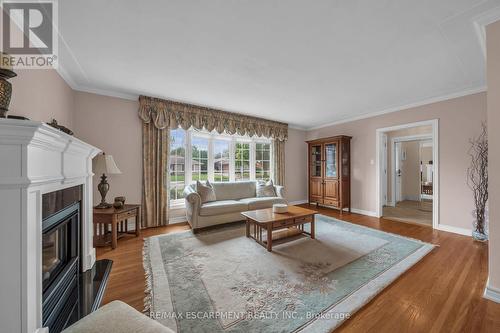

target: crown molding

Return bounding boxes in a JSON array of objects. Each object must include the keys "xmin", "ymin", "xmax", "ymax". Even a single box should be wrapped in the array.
[
  {"xmin": 54, "ymin": 63, "xmax": 486, "ymax": 132},
  {"xmin": 473, "ymin": 5, "xmax": 500, "ymax": 59},
  {"xmin": 73, "ymin": 84, "xmax": 138, "ymax": 101},
  {"xmin": 307, "ymin": 85, "xmax": 487, "ymax": 130}
]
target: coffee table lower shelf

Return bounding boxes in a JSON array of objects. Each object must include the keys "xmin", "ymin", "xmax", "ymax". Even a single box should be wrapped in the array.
[{"xmin": 245, "ymin": 214, "xmax": 315, "ymax": 252}]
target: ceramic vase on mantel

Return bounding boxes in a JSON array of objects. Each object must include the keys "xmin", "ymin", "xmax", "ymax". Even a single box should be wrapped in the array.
[{"xmin": 0, "ymin": 52, "xmax": 17, "ymax": 118}]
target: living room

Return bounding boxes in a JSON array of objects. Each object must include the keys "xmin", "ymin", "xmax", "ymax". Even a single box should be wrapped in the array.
[{"xmin": 1, "ymin": 1, "xmax": 500, "ymax": 333}]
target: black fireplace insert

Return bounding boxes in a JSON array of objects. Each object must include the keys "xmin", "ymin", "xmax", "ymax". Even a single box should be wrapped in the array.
[
  {"xmin": 41, "ymin": 186, "xmax": 113, "ymax": 332},
  {"xmin": 42, "ymin": 196, "xmax": 81, "ymax": 333}
]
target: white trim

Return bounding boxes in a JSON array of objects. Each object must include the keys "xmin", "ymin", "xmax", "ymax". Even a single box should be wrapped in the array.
[
  {"xmin": 473, "ymin": 6, "xmax": 500, "ymax": 59},
  {"xmin": 350, "ymin": 208, "xmax": 378, "ymax": 217},
  {"xmin": 436, "ymin": 224, "xmax": 471, "ymax": 237},
  {"xmin": 484, "ymin": 279, "xmax": 500, "ymax": 303},
  {"xmin": 308, "ymin": 86, "xmax": 486, "ymax": 130},
  {"xmin": 289, "ymin": 200, "xmax": 308, "ymax": 205},
  {"xmin": 376, "ymin": 119, "xmax": 439, "ymax": 230},
  {"xmin": 390, "ymin": 133, "xmax": 433, "ymax": 206},
  {"xmin": 381, "ymin": 134, "xmax": 388, "ymax": 206}
]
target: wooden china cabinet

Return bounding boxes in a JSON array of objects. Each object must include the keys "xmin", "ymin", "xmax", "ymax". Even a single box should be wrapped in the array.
[{"xmin": 306, "ymin": 136, "xmax": 352, "ymax": 214}]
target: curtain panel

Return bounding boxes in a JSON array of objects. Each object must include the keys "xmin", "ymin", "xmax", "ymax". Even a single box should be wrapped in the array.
[
  {"xmin": 141, "ymin": 121, "xmax": 169, "ymax": 228},
  {"xmin": 273, "ymin": 140, "xmax": 286, "ymax": 186},
  {"xmin": 138, "ymin": 95, "xmax": 288, "ymax": 141}
]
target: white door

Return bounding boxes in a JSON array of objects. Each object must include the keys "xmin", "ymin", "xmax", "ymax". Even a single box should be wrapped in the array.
[{"xmin": 395, "ymin": 142, "xmax": 403, "ymax": 203}]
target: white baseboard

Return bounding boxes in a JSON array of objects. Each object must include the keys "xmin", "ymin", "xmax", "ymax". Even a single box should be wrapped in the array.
[
  {"xmin": 349, "ymin": 208, "xmax": 379, "ymax": 217},
  {"xmin": 385, "ymin": 201, "xmax": 395, "ymax": 207},
  {"xmin": 403, "ymin": 195, "xmax": 420, "ymax": 201},
  {"xmin": 436, "ymin": 224, "xmax": 471, "ymax": 237},
  {"xmin": 484, "ymin": 280, "xmax": 500, "ymax": 303},
  {"xmin": 289, "ymin": 199, "xmax": 308, "ymax": 205}
]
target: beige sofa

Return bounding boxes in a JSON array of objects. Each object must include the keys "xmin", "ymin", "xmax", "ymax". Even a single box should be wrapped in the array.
[{"xmin": 184, "ymin": 181, "xmax": 286, "ymax": 232}]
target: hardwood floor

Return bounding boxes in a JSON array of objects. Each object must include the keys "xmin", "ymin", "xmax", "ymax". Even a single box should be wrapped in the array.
[{"xmin": 96, "ymin": 204, "xmax": 500, "ymax": 332}]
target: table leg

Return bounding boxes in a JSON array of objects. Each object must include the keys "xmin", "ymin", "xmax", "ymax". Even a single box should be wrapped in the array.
[
  {"xmin": 266, "ymin": 223, "xmax": 273, "ymax": 252},
  {"xmin": 136, "ymin": 207, "xmax": 141, "ymax": 236},
  {"xmin": 311, "ymin": 215, "xmax": 315, "ymax": 239},
  {"xmin": 246, "ymin": 218, "xmax": 250, "ymax": 237},
  {"xmin": 111, "ymin": 218, "xmax": 118, "ymax": 249}
]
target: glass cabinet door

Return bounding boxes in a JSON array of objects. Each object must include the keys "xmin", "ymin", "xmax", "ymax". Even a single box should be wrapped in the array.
[
  {"xmin": 311, "ymin": 145, "xmax": 322, "ymax": 177},
  {"xmin": 325, "ymin": 142, "xmax": 337, "ymax": 178},
  {"xmin": 342, "ymin": 141, "xmax": 349, "ymax": 177}
]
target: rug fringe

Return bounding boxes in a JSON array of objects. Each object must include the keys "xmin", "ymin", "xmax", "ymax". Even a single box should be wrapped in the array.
[{"xmin": 143, "ymin": 237, "xmax": 153, "ymax": 315}]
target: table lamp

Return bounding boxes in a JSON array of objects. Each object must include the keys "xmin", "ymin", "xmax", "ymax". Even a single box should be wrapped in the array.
[{"xmin": 93, "ymin": 153, "xmax": 122, "ymax": 209}]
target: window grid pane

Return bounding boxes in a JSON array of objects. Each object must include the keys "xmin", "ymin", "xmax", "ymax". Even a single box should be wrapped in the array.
[
  {"xmin": 169, "ymin": 128, "xmax": 186, "ymax": 201},
  {"xmin": 192, "ymin": 136, "xmax": 209, "ymax": 182},
  {"xmin": 214, "ymin": 140, "xmax": 230, "ymax": 182},
  {"xmin": 235, "ymin": 142, "xmax": 250, "ymax": 181},
  {"xmin": 255, "ymin": 143, "xmax": 271, "ymax": 181}
]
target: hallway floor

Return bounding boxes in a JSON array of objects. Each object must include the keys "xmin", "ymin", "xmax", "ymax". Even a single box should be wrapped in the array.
[{"xmin": 383, "ymin": 200, "xmax": 432, "ymax": 226}]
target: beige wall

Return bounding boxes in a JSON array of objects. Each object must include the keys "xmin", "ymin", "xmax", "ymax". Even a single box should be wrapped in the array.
[
  {"xmin": 307, "ymin": 92, "xmax": 487, "ymax": 230},
  {"xmin": 285, "ymin": 128, "xmax": 308, "ymax": 203},
  {"xmin": 9, "ymin": 69, "xmax": 75, "ymax": 128},
  {"xmin": 72, "ymin": 92, "xmax": 142, "ymax": 206},
  {"xmin": 487, "ymin": 21, "xmax": 500, "ymax": 293}
]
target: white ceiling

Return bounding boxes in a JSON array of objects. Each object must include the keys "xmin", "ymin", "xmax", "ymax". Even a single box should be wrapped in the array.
[{"xmin": 58, "ymin": 0, "xmax": 500, "ymax": 129}]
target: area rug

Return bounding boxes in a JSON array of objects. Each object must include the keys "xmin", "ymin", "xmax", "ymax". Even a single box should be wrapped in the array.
[{"xmin": 143, "ymin": 214, "xmax": 434, "ymax": 332}]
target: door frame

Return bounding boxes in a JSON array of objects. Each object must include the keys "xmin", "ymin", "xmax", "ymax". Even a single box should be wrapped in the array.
[
  {"xmin": 381, "ymin": 134, "xmax": 388, "ymax": 206},
  {"xmin": 390, "ymin": 133, "xmax": 433, "ymax": 205},
  {"xmin": 376, "ymin": 119, "xmax": 439, "ymax": 229}
]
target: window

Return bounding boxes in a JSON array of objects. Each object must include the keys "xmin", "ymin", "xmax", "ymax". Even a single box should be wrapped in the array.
[
  {"xmin": 168, "ymin": 128, "xmax": 273, "ymax": 206},
  {"xmin": 235, "ymin": 142, "xmax": 250, "ymax": 181},
  {"xmin": 169, "ymin": 129, "xmax": 186, "ymax": 201},
  {"xmin": 191, "ymin": 135, "xmax": 209, "ymax": 182},
  {"xmin": 255, "ymin": 142, "xmax": 271, "ymax": 181},
  {"xmin": 213, "ymin": 139, "xmax": 230, "ymax": 182}
]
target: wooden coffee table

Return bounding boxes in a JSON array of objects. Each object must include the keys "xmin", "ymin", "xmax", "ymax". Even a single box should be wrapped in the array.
[{"xmin": 241, "ymin": 206, "xmax": 318, "ymax": 252}]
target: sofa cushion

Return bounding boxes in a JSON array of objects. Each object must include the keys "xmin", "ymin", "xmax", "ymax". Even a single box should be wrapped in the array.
[
  {"xmin": 196, "ymin": 180, "xmax": 216, "ymax": 203},
  {"xmin": 199, "ymin": 200, "xmax": 248, "ymax": 216},
  {"xmin": 238, "ymin": 197, "xmax": 287, "ymax": 210},
  {"xmin": 256, "ymin": 180, "xmax": 277, "ymax": 197},
  {"xmin": 211, "ymin": 181, "xmax": 256, "ymax": 201}
]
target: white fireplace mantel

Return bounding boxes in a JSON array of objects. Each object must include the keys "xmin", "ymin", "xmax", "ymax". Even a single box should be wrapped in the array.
[{"xmin": 0, "ymin": 119, "xmax": 101, "ymax": 333}]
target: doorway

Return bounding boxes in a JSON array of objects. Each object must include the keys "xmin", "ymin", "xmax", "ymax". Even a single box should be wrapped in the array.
[{"xmin": 376, "ymin": 120, "xmax": 439, "ymax": 228}]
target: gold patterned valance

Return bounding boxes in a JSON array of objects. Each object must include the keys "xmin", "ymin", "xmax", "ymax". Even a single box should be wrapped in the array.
[{"xmin": 138, "ymin": 95, "xmax": 288, "ymax": 141}]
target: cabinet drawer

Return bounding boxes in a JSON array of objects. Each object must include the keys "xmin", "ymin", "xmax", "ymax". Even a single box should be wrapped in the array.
[
  {"xmin": 310, "ymin": 197, "xmax": 323, "ymax": 204},
  {"xmin": 323, "ymin": 199, "xmax": 339, "ymax": 207},
  {"xmin": 117, "ymin": 209, "xmax": 137, "ymax": 221}
]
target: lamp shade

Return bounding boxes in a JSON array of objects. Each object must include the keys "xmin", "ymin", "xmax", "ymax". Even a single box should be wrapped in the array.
[{"xmin": 93, "ymin": 154, "xmax": 122, "ymax": 175}]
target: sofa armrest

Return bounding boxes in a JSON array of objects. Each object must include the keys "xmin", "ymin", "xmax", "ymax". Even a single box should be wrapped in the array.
[
  {"xmin": 184, "ymin": 186, "xmax": 201, "ymax": 229},
  {"xmin": 274, "ymin": 185, "xmax": 285, "ymax": 199}
]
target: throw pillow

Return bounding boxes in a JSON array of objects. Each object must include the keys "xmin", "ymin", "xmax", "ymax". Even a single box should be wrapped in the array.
[
  {"xmin": 256, "ymin": 180, "xmax": 277, "ymax": 197},
  {"xmin": 196, "ymin": 180, "xmax": 216, "ymax": 203}
]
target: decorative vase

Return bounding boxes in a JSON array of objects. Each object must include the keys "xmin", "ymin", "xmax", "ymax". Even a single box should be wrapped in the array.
[
  {"xmin": 472, "ymin": 206, "xmax": 488, "ymax": 242},
  {"xmin": 0, "ymin": 53, "xmax": 17, "ymax": 118}
]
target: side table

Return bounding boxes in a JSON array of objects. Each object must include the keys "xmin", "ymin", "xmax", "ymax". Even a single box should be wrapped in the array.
[{"xmin": 93, "ymin": 204, "xmax": 141, "ymax": 249}]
